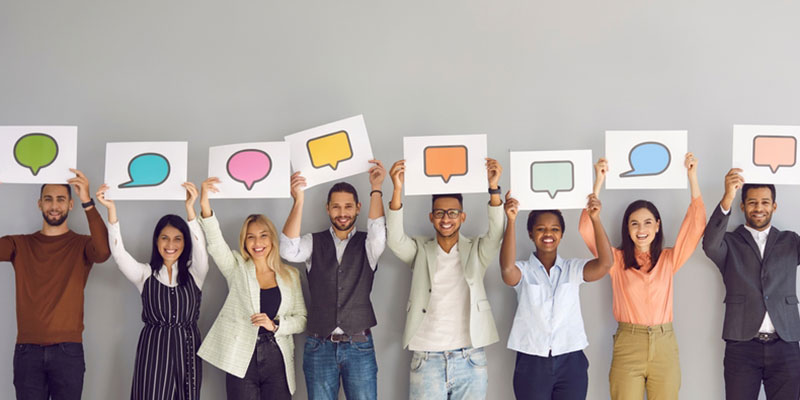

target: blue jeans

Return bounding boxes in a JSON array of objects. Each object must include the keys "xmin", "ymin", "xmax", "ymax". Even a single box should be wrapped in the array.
[
  {"xmin": 303, "ymin": 334, "xmax": 378, "ymax": 400},
  {"xmin": 13, "ymin": 342, "xmax": 85, "ymax": 400},
  {"xmin": 512, "ymin": 350, "xmax": 588, "ymax": 400},
  {"xmin": 409, "ymin": 347, "xmax": 488, "ymax": 400}
]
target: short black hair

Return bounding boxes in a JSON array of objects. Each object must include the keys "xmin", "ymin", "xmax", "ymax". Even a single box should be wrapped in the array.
[
  {"xmin": 327, "ymin": 182, "xmax": 358, "ymax": 204},
  {"xmin": 40, "ymin": 184, "xmax": 72, "ymax": 199},
  {"xmin": 431, "ymin": 193, "xmax": 463, "ymax": 208},
  {"xmin": 526, "ymin": 210, "xmax": 565, "ymax": 234},
  {"xmin": 742, "ymin": 183, "xmax": 776, "ymax": 204}
]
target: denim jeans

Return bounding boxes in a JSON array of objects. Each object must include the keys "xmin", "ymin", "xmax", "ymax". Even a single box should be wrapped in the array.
[
  {"xmin": 226, "ymin": 332, "xmax": 291, "ymax": 400},
  {"xmin": 303, "ymin": 334, "xmax": 378, "ymax": 400},
  {"xmin": 409, "ymin": 347, "xmax": 488, "ymax": 400},
  {"xmin": 13, "ymin": 342, "xmax": 85, "ymax": 400},
  {"xmin": 512, "ymin": 350, "xmax": 588, "ymax": 400}
]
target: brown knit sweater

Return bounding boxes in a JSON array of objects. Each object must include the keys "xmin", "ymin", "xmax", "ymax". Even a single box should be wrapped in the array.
[{"xmin": 0, "ymin": 207, "xmax": 110, "ymax": 344}]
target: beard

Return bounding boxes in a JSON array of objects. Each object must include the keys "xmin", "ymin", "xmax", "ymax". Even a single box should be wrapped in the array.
[
  {"xmin": 746, "ymin": 213, "xmax": 773, "ymax": 230},
  {"xmin": 330, "ymin": 215, "xmax": 357, "ymax": 232},
  {"xmin": 42, "ymin": 210, "xmax": 69, "ymax": 227}
]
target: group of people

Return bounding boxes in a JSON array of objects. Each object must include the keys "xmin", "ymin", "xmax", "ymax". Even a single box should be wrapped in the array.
[{"xmin": 1, "ymin": 153, "xmax": 799, "ymax": 400}]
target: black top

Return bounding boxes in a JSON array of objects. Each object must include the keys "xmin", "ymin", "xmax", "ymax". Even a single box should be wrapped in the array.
[{"xmin": 259, "ymin": 287, "xmax": 281, "ymax": 334}]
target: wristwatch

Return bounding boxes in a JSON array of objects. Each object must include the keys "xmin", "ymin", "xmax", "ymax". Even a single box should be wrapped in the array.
[
  {"xmin": 82, "ymin": 198, "xmax": 95, "ymax": 209},
  {"xmin": 488, "ymin": 186, "xmax": 501, "ymax": 195}
]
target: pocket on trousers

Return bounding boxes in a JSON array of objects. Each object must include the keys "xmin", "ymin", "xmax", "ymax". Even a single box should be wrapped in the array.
[
  {"xmin": 59, "ymin": 343, "xmax": 84, "ymax": 357},
  {"xmin": 14, "ymin": 344, "xmax": 32, "ymax": 355},
  {"xmin": 467, "ymin": 349, "xmax": 487, "ymax": 368},
  {"xmin": 410, "ymin": 352, "xmax": 425, "ymax": 372},
  {"xmin": 352, "ymin": 338, "xmax": 374, "ymax": 353},
  {"xmin": 304, "ymin": 336, "xmax": 322, "ymax": 352}
]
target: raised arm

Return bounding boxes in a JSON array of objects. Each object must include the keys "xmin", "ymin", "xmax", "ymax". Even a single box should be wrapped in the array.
[
  {"xmin": 702, "ymin": 168, "xmax": 741, "ymax": 270},
  {"xmin": 477, "ymin": 158, "xmax": 504, "ymax": 269},
  {"xmin": 499, "ymin": 191, "xmax": 522, "ymax": 286},
  {"xmin": 183, "ymin": 182, "xmax": 209, "ymax": 286},
  {"xmin": 579, "ymin": 158, "xmax": 608, "ymax": 257},
  {"xmin": 282, "ymin": 172, "xmax": 306, "ymax": 239},
  {"xmin": 669, "ymin": 154, "xmax": 707, "ymax": 272},
  {"xmin": 368, "ymin": 159, "xmax": 386, "ymax": 219},
  {"xmin": 582, "ymin": 194, "xmax": 614, "ymax": 282},
  {"xmin": 386, "ymin": 160, "xmax": 418, "ymax": 265},
  {"xmin": 96, "ymin": 184, "xmax": 150, "ymax": 291},
  {"xmin": 197, "ymin": 178, "xmax": 237, "ymax": 281},
  {"xmin": 71, "ymin": 169, "xmax": 110, "ymax": 263}
]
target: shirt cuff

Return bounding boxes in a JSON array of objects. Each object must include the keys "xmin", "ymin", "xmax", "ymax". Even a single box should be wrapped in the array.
[{"xmin": 719, "ymin": 204, "xmax": 730, "ymax": 215}]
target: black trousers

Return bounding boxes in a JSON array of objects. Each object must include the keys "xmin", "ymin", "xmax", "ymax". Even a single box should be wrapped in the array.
[
  {"xmin": 226, "ymin": 332, "xmax": 291, "ymax": 400},
  {"xmin": 13, "ymin": 342, "xmax": 85, "ymax": 400},
  {"xmin": 513, "ymin": 350, "xmax": 589, "ymax": 400},
  {"xmin": 724, "ymin": 338, "xmax": 800, "ymax": 400}
]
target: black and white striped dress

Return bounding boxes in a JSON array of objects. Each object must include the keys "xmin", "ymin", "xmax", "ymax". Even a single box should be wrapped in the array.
[{"xmin": 131, "ymin": 274, "xmax": 202, "ymax": 400}]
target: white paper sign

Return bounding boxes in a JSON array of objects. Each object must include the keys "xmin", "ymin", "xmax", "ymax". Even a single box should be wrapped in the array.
[
  {"xmin": 104, "ymin": 142, "xmax": 188, "ymax": 200},
  {"xmin": 284, "ymin": 115, "xmax": 374, "ymax": 189},
  {"xmin": 732, "ymin": 125, "xmax": 800, "ymax": 185},
  {"xmin": 605, "ymin": 130, "xmax": 688, "ymax": 189},
  {"xmin": 509, "ymin": 150, "xmax": 593, "ymax": 210},
  {"xmin": 207, "ymin": 142, "xmax": 290, "ymax": 199},
  {"xmin": 0, "ymin": 126, "xmax": 77, "ymax": 184},
  {"xmin": 403, "ymin": 134, "xmax": 488, "ymax": 195}
]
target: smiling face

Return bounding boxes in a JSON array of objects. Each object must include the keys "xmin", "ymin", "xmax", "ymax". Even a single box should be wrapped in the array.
[
  {"xmin": 741, "ymin": 187, "xmax": 776, "ymax": 231},
  {"xmin": 529, "ymin": 212, "xmax": 563, "ymax": 254},
  {"xmin": 245, "ymin": 221, "xmax": 273, "ymax": 261},
  {"xmin": 327, "ymin": 191, "xmax": 360, "ymax": 233},
  {"xmin": 38, "ymin": 184, "xmax": 73, "ymax": 227},
  {"xmin": 157, "ymin": 225, "xmax": 185, "ymax": 267},
  {"xmin": 627, "ymin": 207, "xmax": 660, "ymax": 251},
  {"xmin": 429, "ymin": 197, "xmax": 466, "ymax": 239}
]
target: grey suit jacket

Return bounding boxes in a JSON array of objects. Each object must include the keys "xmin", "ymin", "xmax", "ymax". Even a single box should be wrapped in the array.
[
  {"xmin": 702, "ymin": 205, "xmax": 800, "ymax": 342},
  {"xmin": 386, "ymin": 204, "xmax": 504, "ymax": 349}
]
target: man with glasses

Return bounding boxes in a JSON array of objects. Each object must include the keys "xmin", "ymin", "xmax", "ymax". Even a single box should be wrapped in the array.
[{"xmin": 386, "ymin": 158, "xmax": 503, "ymax": 400}]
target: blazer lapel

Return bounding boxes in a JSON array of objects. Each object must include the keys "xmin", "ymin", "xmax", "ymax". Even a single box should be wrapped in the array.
[
  {"xmin": 735, "ymin": 225, "xmax": 763, "ymax": 262},
  {"xmin": 245, "ymin": 263, "xmax": 260, "ymax": 313},
  {"xmin": 425, "ymin": 240, "xmax": 439, "ymax": 285},
  {"xmin": 762, "ymin": 226, "xmax": 781, "ymax": 264},
  {"xmin": 274, "ymin": 272, "xmax": 288, "ymax": 319},
  {"xmin": 457, "ymin": 234, "xmax": 471, "ymax": 274}
]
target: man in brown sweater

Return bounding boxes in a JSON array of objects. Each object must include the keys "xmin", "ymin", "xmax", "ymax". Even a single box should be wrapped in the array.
[{"xmin": 0, "ymin": 169, "xmax": 110, "ymax": 400}]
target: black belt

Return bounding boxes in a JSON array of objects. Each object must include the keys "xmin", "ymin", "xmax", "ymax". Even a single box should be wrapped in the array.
[
  {"xmin": 754, "ymin": 332, "xmax": 780, "ymax": 343},
  {"xmin": 314, "ymin": 329, "xmax": 371, "ymax": 343}
]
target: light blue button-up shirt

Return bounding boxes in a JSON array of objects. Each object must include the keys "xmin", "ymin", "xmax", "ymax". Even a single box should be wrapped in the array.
[{"xmin": 507, "ymin": 252, "xmax": 589, "ymax": 357}]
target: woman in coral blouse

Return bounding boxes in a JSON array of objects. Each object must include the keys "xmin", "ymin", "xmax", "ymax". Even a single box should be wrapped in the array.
[{"xmin": 579, "ymin": 153, "xmax": 705, "ymax": 400}]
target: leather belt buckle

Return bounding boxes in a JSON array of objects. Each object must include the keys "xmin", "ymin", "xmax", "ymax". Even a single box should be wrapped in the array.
[{"xmin": 755, "ymin": 332, "xmax": 778, "ymax": 343}]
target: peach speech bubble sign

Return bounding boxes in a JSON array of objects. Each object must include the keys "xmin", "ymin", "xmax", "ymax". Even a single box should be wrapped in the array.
[
  {"xmin": 753, "ymin": 135, "xmax": 797, "ymax": 173},
  {"xmin": 424, "ymin": 145, "xmax": 468, "ymax": 183},
  {"xmin": 306, "ymin": 131, "xmax": 353, "ymax": 170}
]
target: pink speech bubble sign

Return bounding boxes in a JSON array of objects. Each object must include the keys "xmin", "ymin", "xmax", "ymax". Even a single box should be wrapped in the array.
[
  {"xmin": 753, "ymin": 135, "xmax": 797, "ymax": 173},
  {"xmin": 226, "ymin": 149, "xmax": 272, "ymax": 190}
]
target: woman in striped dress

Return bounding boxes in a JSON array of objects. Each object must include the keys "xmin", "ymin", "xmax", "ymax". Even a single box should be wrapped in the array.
[{"xmin": 96, "ymin": 182, "xmax": 209, "ymax": 400}]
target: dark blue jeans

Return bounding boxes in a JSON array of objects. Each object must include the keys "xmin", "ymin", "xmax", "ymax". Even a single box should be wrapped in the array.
[
  {"xmin": 13, "ymin": 342, "xmax": 85, "ymax": 400},
  {"xmin": 724, "ymin": 339, "xmax": 800, "ymax": 400},
  {"xmin": 226, "ymin": 332, "xmax": 291, "ymax": 400},
  {"xmin": 513, "ymin": 350, "xmax": 588, "ymax": 400},
  {"xmin": 303, "ymin": 334, "xmax": 378, "ymax": 400}
]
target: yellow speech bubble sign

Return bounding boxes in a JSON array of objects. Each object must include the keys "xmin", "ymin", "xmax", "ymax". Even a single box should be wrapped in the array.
[{"xmin": 306, "ymin": 131, "xmax": 353, "ymax": 170}]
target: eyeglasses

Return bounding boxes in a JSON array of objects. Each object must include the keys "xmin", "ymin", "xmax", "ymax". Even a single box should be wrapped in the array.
[{"xmin": 431, "ymin": 208, "xmax": 463, "ymax": 219}]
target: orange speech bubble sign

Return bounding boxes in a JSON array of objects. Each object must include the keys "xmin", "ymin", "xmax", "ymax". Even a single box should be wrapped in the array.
[
  {"xmin": 424, "ymin": 145, "xmax": 468, "ymax": 183},
  {"xmin": 753, "ymin": 135, "xmax": 797, "ymax": 173}
]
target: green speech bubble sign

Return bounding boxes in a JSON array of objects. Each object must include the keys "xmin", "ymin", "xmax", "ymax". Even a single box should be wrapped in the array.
[
  {"xmin": 531, "ymin": 161, "xmax": 574, "ymax": 199},
  {"xmin": 14, "ymin": 133, "xmax": 59, "ymax": 176}
]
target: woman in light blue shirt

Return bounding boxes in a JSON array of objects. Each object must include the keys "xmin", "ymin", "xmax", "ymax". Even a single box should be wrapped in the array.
[{"xmin": 499, "ymin": 191, "xmax": 614, "ymax": 400}]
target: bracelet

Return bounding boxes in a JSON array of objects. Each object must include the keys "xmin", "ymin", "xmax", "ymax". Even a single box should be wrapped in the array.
[
  {"xmin": 81, "ymin": 198, "xmax": 95, "ymax": 209},
  {"xmin": 370, "ymin": 190, "xmax": 383, "ymax": 197}
]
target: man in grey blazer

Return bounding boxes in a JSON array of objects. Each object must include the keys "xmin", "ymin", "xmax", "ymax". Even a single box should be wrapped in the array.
[
  {"xmin": 702, "ymin": 168, "xmax": 800, "ymax": 400},
  {"xmin": 386, "ymin": 158, "xmax": 503, "ymax": 400}
]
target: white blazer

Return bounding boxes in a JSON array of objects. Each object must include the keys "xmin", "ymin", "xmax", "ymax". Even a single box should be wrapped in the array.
[{"xmin": 197, "ymin": 214, "xmax": 307, "ymax": 394}]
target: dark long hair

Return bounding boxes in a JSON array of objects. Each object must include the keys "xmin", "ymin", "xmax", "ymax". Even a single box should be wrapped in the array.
[
  {"xmin": 149, "ymin": 214, "xmax": 193, "ymax": 286},
  {"xmin": 620, "ymin": 200, "xmax": 663, "ymax": 270}
]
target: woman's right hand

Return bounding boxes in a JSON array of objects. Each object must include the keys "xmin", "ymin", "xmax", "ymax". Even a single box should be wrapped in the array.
[
  {"xmin": 95, "ymin": 184, "xmax": 118, "ymax": 224},
  {"xmin": 200, "ymin": 177, "xmax": 220, "ymax": 219},
  {"xmin": 504, "ymin": 191, "xmax": 519, "ymax": 221},
  {"xmin": 593, "ymin": 158, "xmax": 608, "ymax": 196}
]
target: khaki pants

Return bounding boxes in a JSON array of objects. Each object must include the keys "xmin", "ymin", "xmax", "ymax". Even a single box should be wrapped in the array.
[{"xmin": 609, "ymin": 322, "xmax": 680, "ymax": 400}]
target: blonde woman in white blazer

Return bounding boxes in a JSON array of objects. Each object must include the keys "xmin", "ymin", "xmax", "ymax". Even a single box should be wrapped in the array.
[{"xmin": 196, "ymin": 177, "xmax": 307, "ymax": 399}]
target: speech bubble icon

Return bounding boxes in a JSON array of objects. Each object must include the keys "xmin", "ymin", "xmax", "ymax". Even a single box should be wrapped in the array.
[
  {"xmin": 14, "ymin": 133, "xmax": 59, "ymax": 176},
  {"xmin": 306, "ymin": 131, "xmax": 353, "ymax": 170},
  {"xmin": 226, "ymin": 149, "xmax": 272, "ymax": 190},
  {"xmin": 753, "ymin": 135, "xmax": 797, "ymax": 174},
  {"xmin": 118, "ymin": 153, "xmax": 171, "ymax": 188},
  {"xmin": 424, "ymin": 145, "xmax": 468, "ymax": 183},
  {"xmin": 620, "ymin": 141, "xmax": 671, "ymax": 177},
  {"xmin": 531, "ymin": 161, "xmax": 574, "ymax": 199}
]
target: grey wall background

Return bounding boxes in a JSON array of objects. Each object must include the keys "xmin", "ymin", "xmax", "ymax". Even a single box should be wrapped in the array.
[{"xmin": 1, "ymin": 1, "xmax": 799, "ymax": 398}]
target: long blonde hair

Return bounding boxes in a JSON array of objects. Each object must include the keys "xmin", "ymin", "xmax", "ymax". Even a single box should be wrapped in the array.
[{"xmin": 238, "ymin": 214, "xmax": 291, "ymax": 280}]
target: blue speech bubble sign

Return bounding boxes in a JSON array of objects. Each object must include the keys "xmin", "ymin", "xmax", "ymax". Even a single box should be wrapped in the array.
[
  {"xmin": 118, "ymin": 153, "xmax": 171, "ymax": 188},
  {"xmin": 620, "ymin": 142, "xmax": 671, "ymax": 177},
  {"xmin": 531, "ymin": 161, "xmax": 574, "ymax": 199}
]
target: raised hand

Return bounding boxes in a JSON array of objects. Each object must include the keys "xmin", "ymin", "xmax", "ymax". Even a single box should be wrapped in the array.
[
  {"xmin": 504, "ymin": 191, "xmax": 519, "ymax": 221},
  {"xmin": 68, "ymin": 169, "xmax": 92, "ymax": 204},
  {"xmin": 389, "ymin": 160, "xmax": 405, "ymax": 189},
  {"xmin": 593, "ymin": 158, "xmax": 608, "ymax": 196},
  {"xmin": 586, "ymin": 193, "xmax": 602, "ymax": 219},
  {"xmin": 95, "ymin": 184, "xmax": 118, "ymax": 223},
  {"xmin": 368, "ymin": 159, "xmax": 386, "ymax": 190},
  {"xmin": 720, "ymin": 168, "xmax": 744, "ymax": 211},
  {"xmin": 182, "ymin": 182, "xmax": 199, "ymax": 221},
  {"xmin": 290, "ymin": 172, "xmax": 306, "ymax": 203},
  {"xmin": 684, "ymin": 152, "xmax": 698, "ymax": 175},
  {"xmin": 200, "ymin": 177, "xmax": 220, "ymax": 218},
  {"xmin": 486, "ymin": 158, "xmax": 502, "ymax": 189}
]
